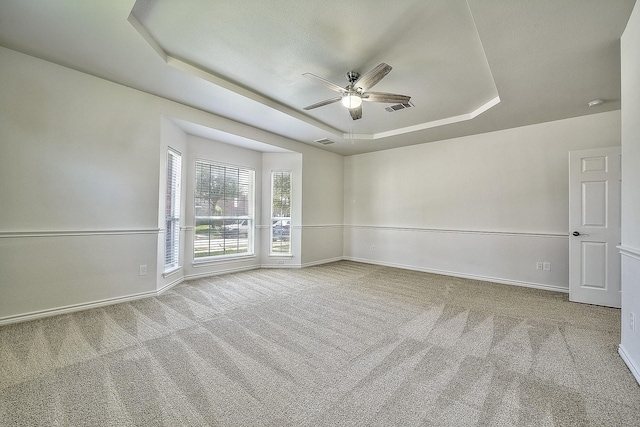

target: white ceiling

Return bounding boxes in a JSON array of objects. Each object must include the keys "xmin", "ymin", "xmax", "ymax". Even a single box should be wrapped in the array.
[{"xmin": 0, "ymin": 0, "xmax": 635, "ymax": 156}]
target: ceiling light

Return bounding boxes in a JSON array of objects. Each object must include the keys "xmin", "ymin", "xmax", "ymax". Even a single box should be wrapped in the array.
[
  {"xmin": 341, "ymin": 93, "xmax": 362, "ymax": 109},
  {"xmin": 588, "ymin": 99, "xmax": 604, "ymax": 107}
]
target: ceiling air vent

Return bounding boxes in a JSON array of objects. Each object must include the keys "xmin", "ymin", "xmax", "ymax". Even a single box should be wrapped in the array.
[
  {"xmin": 314, "ymin": 137, "xmax": 336, "ymax": 145},
  {"xmin": 385, "ymin": 101, "xmax": 414, "ymax": 113}
]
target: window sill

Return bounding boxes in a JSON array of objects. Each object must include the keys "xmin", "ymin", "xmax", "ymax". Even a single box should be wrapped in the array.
[
  {"xmin": 268, "ymin": 254, "xmax": 293, "ymax": 258},
  {"xmin": 163, "ymin": 266, "xmax": 181, "ymax": 278},
  {"xmin": 192, "ymin": 254, "xmax": 256, "ymax": 267}
]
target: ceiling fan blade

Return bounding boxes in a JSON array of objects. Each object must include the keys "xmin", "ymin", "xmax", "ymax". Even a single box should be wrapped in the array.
[
  {"xmin": 303, "ymin": 96, "xmax": 342, "ymax": 110},
  {"xmin": 353, "ymin": 63, "xmax": 393, "ymax": 91},
  {"xmin": 303, "ymin": 73, "xmax": 346, "ymax": 93},
  {"xmin": 349, "ymin": 105, "xmax": 362, "ymax": 120},
  {"xmin": 362, "ymin": 92, "xmax": 411, "ymax": 104}
]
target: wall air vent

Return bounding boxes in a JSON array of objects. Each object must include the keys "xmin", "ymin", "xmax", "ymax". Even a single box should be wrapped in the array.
[
  {"xmin": 385, "ymin": 101, "xmax": 414, "ymax": 113},
  {"xmin": 314, "ymin": 138, "xmax": 336, "ymax": 145}
]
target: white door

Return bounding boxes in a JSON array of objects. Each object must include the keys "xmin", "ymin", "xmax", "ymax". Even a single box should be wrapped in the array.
[{"xmin": 569, "ymin": 147, "xmax": 621, "ymax": 308}]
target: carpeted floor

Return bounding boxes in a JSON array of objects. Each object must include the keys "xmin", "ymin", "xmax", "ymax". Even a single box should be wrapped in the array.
[{"xmin": 1, "ymin": 261, "xmax": 639, "ymax": 426}]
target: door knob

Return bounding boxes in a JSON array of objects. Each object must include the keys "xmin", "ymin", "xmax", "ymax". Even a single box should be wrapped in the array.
[{"xmin": 572, "ymin": 231, "xmax": 589, "ymax": 236}]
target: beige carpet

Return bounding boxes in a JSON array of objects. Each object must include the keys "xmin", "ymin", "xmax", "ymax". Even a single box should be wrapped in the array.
[{"xmin": 1, "ymin": 261, "xmax": 639, "ymax": 426}]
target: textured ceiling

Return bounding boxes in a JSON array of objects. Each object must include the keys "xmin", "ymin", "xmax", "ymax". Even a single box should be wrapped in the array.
[
  {"xmin": 131, "ymin": 0, "xmax": 499, "ymax": 136},
  {"xmin": 0, "ymin": 0, "xmax": 636, "ymax": 155}
]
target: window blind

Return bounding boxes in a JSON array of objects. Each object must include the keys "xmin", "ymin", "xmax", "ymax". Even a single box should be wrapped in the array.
[
  {"xmin": 165, "ymin": 149, "xmax": 181, "ymax": 270},
  {"xmin": 194, "ymin": 160, "xmax": 254, "ymax": 258}
]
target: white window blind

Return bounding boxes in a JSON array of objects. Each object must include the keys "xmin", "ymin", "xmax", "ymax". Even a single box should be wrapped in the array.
[
  {"xmin": 270, "ymin": 170, "xmax": 291, "ymax": 255},
  {"xmin": 194, "ymin": 160, "xmax": 254, "ymax": 259},
  {"xmin": 165, "ymin": 149, "xmax": 181, "ymax": 270}
]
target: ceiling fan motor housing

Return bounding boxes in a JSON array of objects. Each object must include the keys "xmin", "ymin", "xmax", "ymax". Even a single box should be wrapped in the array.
[{"xmin": 347, "ymin": 71, "xmax": 360, "ymax": 84}]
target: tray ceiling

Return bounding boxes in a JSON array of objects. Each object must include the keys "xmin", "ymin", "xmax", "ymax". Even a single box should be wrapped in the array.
[{"xmin": 0, "ymin": 0, "xmax": 635, "ymax": 155}]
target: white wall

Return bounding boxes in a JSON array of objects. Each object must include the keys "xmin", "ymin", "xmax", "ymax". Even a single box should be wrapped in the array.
[
  {"xmin": 344, "ymin": 111, "xmax": 621, "ymax": 290},
  {"xmin": 301, "ymin": 149, "xmax": 345, "ymax": 266},
  {"xmin": 619, "ymin": 1, "xmax": 640, "ymax": 384},
  {"xmin": 0, "ymin": 47, "xmax": 162, "ymax": 321},
  {"xmin": 0, "ymin": 46, "xmax": 344, "ymax": 323}
]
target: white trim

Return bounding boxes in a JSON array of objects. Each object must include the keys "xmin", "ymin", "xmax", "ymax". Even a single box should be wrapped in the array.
[
  {"xmin": 342, "ymin": 256, "xmax": 569, "ymax": 293},
  {"xmin": 127, "ymin": 13, "xmax": 167, "ymax": 62},
  {"xmin": 157, "ymin": 276, "xmax": 185, "ymax": 295},
  {"xmin": 297, "ymin": 224, "xmax": 344, "ymax": 230},
  {"xmin": 166, "ymin": 56, "xmax": 343, "ymax": 139},
  {"xmin": 0, "ymin": 275, "xmax": 189, "ymax": 326},
  {"xmin": 192, "ymin": 254, "xmax": 257, "ymax": 267},
  {"xmin": 619, "ymin": 344, "xmax": 640, "ymax": 385},
  {"xmin": 348, "ymin": 96, "xmax": 501, "ymax": 140},
  {"xmin": 261, "ymin": 263, "xmax": 302, "ymax": 269},
  {"xmin": 344, "ymin": 224, "xmax": 566, "ymax": 239},
  {"xmin": 0, "ymin": 229, "xmax": 160, "ymax": 238},
  {"xmin": 619, "ymin": 245, "xmax": 640, "ymax": 261},
  {"xmin": 162, "ymin": 266, "xmax": 182, "ymax": 278},
  {"xmin": 184, "ymin": 264, "xmax": 260, "ymax": 280},
  {"xmin": 249, "ymin": 224, "xmax": 344, "ymax": 230},
  {"xmin": 0, "ymin": 289, "xmax": 157, "ymax": 326},
  {"xmin": 299, "ymin": 256, "xmax": 344, "ymax": 268}
]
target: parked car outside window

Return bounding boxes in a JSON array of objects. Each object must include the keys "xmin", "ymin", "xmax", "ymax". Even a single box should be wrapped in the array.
[
  {"xmin": 222, "ymin": 219, "xmax": 249, "ymax": 237},
  {"xmin": 272, "ymin": 219, "xmax": 290, "ymax": 240}
]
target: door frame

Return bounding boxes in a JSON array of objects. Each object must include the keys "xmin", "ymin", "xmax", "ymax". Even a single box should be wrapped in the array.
[{"xmin": 568, "ymin": 146, "xmax": 621, "ymax": 308}]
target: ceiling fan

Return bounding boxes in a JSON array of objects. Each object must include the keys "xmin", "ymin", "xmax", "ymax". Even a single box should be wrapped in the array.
[{"xmin": 302, "ymin": 63, "xmax": 411, "ymax": 120}]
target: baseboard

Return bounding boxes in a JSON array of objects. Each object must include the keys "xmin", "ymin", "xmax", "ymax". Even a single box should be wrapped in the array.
[
  {"xmin": 0, "ymin": 266, "xmax": 253, "ymax": 325},
  {"xmin": 183, "ymin": 264, "xmax": 260, "ymax": 281},
  {"xmin": 618, "ymin": 344, "xmax": 640, "ymax": 385},
  {"xmin": 1, "ymin": 256, "xmax": 569, "ymax": 326},
  {"xmin": 261, "ymin": 263, "xmax": 303, "ymax": 269},
  {"xmin": 259, "ymin": 257, "xmax": 343, "ymax": 269},
  {"xmin": 299, "ymin": 256, "xmax": 344, "ymax": 268},
  {"xmin": 0, "ymin": 289, "xmax": 157, "ymax": 326},
  {"xmin": 157, "ymin": 276, "xmax": 185, "ymax": 295},
  {"xmin": 342, "ymin": 256, "xmax": 569, "ymax": 294}
]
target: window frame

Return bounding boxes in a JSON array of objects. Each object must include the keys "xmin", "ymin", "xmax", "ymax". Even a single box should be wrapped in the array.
[
  {"xmin": 164, "ymin": 148, "xmax": 182, "ymax": 272},
  {"xmin": 270, "ymin": 170, "xmax": 292, "ymax": 256},
  {"xmin": 193, "ymin": 159, "xmax": 255, "ymax": 261}
]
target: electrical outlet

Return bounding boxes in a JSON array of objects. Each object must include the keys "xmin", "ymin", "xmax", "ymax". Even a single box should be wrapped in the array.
[
  {"xmin": 139, "ymin": 264, "xmax": 147, "ymax": 276},
  {"xmin": 372, "ymin": 245, "xmax": 376, "ymax": 252},
  {"xmin": 631, "ymin": 312, "xmax": 635, "ymax": 332},
  {"xmin": 536, "ymin": 262, "xmax": 543, "ymax": 270},
  {"xmin": 543, "ymin": 262, "xmax": 551, "ymax": 271}
]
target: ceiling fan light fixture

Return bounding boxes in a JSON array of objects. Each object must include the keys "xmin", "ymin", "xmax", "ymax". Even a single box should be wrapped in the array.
[
  {"xmin": 341, "ymin": 93, "xmax": 362, "ymax": 109},
  {"xmin": 303, "ymin": 63, "xmax": 409, "ymax": 120}
]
